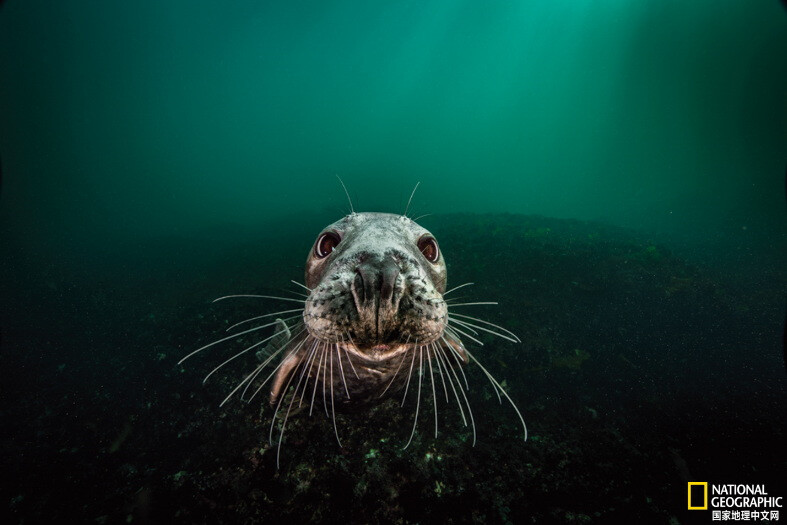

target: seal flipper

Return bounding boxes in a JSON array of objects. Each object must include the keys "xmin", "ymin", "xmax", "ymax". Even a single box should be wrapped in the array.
[
  {"xmin": 256, "ymin": 318, "xmax": 291, "ymax": 362},
  {"xmin": 269, "ymin": 350, "xmax": 301, "ymax": 407},
  {"xmin": 262, "ymin": 319, "xmax": 300, "ymax": 406}
]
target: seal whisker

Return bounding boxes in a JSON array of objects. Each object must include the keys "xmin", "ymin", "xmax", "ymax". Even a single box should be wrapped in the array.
[
  {"xmin": 336, "ymin": 343, "xmax": 350, "ymax": 399},
  {"xmin": 403, "ymin": 346, "xmax": 424, "ymax": 450},
  {"xmin": 239, "ymin": 351, "xmax": 281, "ymax": 403},
  {"xmin": 286, "ymin": 340, "xmax": 317, "ymax": 407},
  {"xmin": 443, "ymin": 282, "xmax": 475, "ymax": 296},
  {"xmin": 341, "ymin": 332, "xmax": 361, "ymax": 379},
  {"xmin": 444, "ymin": 330, "xmax": 504, "ymax": 405},
  {"xmin": 401, "ymin": 339, "xmax": 418, "ymax": 406},
  {"xmin": 282, "ymin": 289, "xmax": 309, "ymax": 298},
  {"xmin": 335, "ymin": 175, "xmax": 355, "ymax": 214},
  {"xmin": 268, "ymin": 346, "xmax": 309, "ymax": 446},
  {"xmin": 438, "ymin": 344, "xmax": 476, "ymax": 444},
  {"xmin": 329, "ymin": 345, "xmax": 342, "ymax": 446},
  {"xmin": 445, "ymin": 324, "xmax": 485, "ymax": 347},
  {"xmin": 403, "ymin": 181, "xmax": 420, "ymax": 217},
  {"xmin": 437, "ymin": 346, "xmax": 469, "ymax": 424},
  {"xmin": 440, "ymin": 335, "xmax": 470, "ymax": 390},
  {"xmin": 464, "ymin": 348, "xmax": 528, "ymax": 441},
  {"xmin": 309, "ymin": 344, "xmax": 326, "ymax": 416},
  {"xmin": 245, "ymin": 330, "xmax": 309, "ymax": 404},
  {"xmin": 430, "ymin": 342, "xmax": 450, "ymax": 403},
  {"xmin": 426, "ymin": 346, "xmax": 439, "ymax": 438},
  {"xmin": 289, "ymin": 280, "xmax": 312, "ymax": 292},
  {"xmin": 212, "ymin": 294, "xmax": 306, "ymax": 304},
  {"xmin": 291, "ymin": 336, "xmax": 319, "ymax": 401},
  {"xmin": 275, "ymin": 346, "xmax": 314, "ymax": 468},
  {"xmin": 202, "ymin": 324, "xmax": 299, "ymax": 385},
  {"xmin": 446, "ymin": 312, "xmax": 521, "ymax": 342},
  {"xmin": 322, "ymin": 342, "xmax": 330, "ymax": 417},
  {"xmin": 433, "ymin": 342, "xmax": 468, "ymax": 427},
  {"xmin": 445, "ymin": 302, "xmax": 499, "ymax": 307},
  {"xmin": 225, "ymin": 309, "xmax": 303, "ymax": 332},
  {"xmin": 448, "ymin": 320, "xmax": 479, "ymax": 336},
  {"xmin": 298, "ymin": 338, "xmax": 322, "ymax": 407},
  {"xmin": 488, "ymin": 378, "xmax": 503, "ymax": 403},
  {"xmin": 220, "ymin": 360, "xmax": 268, "ymax": 408},
  {"xmin": 379, "ymin": 334, "xmax": 411, "ymax": 398},
  {"xmin": 179, "ymin": 321, "xmax": 287, "ymax": 365},
  {"xmin": 448, "ymin": 318, "xmax": 519, "ymax": 344},
  {"xmin": 241, "ymin": 340, "xmax": 293, "ymax": 402}
]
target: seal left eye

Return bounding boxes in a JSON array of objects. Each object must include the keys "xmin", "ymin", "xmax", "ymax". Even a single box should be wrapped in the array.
[
  {"xmin": 315, "ymin": 232, "xmax": 340, "ymax": 258},
  {"xmin": 418, "ymin": 235, "xmax": 439, "ymax": 263}
]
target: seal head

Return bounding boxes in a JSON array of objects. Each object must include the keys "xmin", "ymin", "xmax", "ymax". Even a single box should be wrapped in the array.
[
  {"xmin": 304, "ymin": 212, "xmax": 447, "ymax": 354},
  {"xmin": 266, "ymin": 212, "xmax": 455, "ymax": 407}
]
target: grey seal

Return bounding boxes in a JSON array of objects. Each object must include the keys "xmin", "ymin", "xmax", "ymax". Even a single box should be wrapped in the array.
[
  {"xmin": 272, "ymin": 212, "xmax": 453, "ymax": 408},
  {"xmin": 181, "ymin": 210, "xmax": 526, "ymax": 465}
]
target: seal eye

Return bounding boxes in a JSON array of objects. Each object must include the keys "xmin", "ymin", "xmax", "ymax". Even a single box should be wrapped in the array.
[
  {"xmin": 418, "ymin": 236, "xmax": 439, "ymax": 263},
  {"xmin": 315, "ymin": 232, "xmax": 340, "ymax": 258}
]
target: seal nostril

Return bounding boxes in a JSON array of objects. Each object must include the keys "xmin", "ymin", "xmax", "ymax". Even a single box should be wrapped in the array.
[
  {"xmin": 380, "ymin": 281, "xmax": 393, "ymax": 302},
  {"xmin": 379, "ymin": 258, "xmax": 400, "ymax": 304},
  {"xmin": 352, "ymin": 270, "xmax": 365, "ymax": 306},
  {"xmin": 351, "ymin": 259, "xmax": 401, "ymax": 311}
]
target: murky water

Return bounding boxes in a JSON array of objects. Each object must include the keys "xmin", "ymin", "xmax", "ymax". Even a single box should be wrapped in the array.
[{"xmin": 1, "ymin": 1, "xmax": 784, "ymax": 523}]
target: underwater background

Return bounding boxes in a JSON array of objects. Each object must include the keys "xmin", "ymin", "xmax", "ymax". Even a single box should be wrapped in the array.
[{"xmin": 0, "ymin": 1, "xmax": 785, "ymax": 523}]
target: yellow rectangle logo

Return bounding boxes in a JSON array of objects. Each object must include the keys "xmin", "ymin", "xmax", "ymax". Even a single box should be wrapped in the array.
[{"xmin": 688, "ymin": 482, "xmax": 708, "ymax": 510}]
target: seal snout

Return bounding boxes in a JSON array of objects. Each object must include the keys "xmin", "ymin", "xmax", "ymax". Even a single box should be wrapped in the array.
[
  {"xmin": 352, "ymin": 257, "xmax": 400, "ymax": 305},
  {"xmin": 351, "ymin": 256, "xmax": 402, "ymax": 340},
  {"xmin": 303, "ymin": 213, "xmax": 448, "ymax": 351}
]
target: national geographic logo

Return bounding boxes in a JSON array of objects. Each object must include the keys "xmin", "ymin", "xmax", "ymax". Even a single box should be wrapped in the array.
[
  {"xmin": 689, "ymin": 482, "xmax": 709, "ymax": 510},
  {"xmin": 688, "ymin": 483, "xmax": 783, "ymax": 521}
]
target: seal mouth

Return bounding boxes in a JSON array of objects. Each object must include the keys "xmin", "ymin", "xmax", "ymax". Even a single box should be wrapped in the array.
[{"xmin": 339, "ymin": 339, "xmax": 416, "ymax": 363}]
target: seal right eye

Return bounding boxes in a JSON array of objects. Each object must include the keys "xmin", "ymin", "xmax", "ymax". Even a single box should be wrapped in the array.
[{"xmin": 315, "ymin": 232, "xmax": 340, "ymax": 258}]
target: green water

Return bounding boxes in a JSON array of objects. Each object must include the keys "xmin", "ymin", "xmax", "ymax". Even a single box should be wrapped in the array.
[
  {"xmin": 1, "ymin": 0, "xmax": 784, "ymax": 248},
  {"xmin": 1, "ymin": 2, "xmax": 785, "ymax": 523}
]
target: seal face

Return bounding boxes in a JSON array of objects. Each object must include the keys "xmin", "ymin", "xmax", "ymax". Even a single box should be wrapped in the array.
[
  {"xmin": 182, "ymin": 210, "xmax": 527, "ymax": 466},
  {"xmin": 269, "ymin": 213, "xmax": 457, "ymax": 408},
  {"xmin": 304, "ymin": 213, "xmax": 446, "ymax": 351}
]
